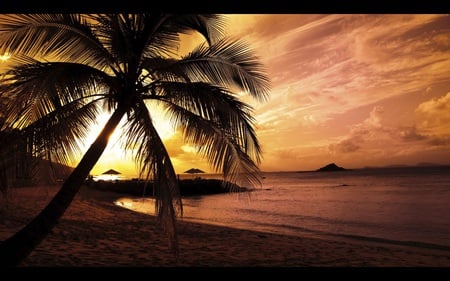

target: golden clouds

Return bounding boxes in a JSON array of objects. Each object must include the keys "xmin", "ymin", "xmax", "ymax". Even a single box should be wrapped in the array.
[
  {"xmin": 416, "ymin": 92, "xmax": 450, "ymax": 134},
  {"xmin": 417, "ymin": 92, "xmax": 450, "ymax": 114}
]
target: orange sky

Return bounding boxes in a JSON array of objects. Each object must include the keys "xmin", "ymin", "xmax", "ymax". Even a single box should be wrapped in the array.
[{"xmin": 4, "ymin": 14, "xmax": 450, "ymax": 177}]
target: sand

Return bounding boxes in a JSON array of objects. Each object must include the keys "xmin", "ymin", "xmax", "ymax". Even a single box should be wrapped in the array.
[{"xmin": 1, "ymin": 184, "xmax": 450, "ymax": 269}]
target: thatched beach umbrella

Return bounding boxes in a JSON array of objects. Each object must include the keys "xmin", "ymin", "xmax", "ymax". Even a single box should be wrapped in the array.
[
  {"xmin": 184, "ymin": 168, "xmax": 205, "ymax": 174},
  {"xmin": 102, "ymin": 169, "xmax": 121, "ymax": 175}
]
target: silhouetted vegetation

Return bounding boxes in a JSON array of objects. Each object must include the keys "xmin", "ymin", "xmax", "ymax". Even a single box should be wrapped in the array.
[{"xmin": 86, "ymin": 178, "xmax": 248, "ymax": 197}]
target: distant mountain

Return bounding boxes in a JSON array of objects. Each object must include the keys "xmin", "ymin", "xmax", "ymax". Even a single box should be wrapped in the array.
[
  {"xmin": 316, "ymin": 163, "xmax": 347, "ymax": 172},
  {"xmin": 33, "ymin": 158, "xmax": 74, "ymax": 185},
  {"xmin": 363, "ymin": 162, "xmax": 448, "ymax": 169},
  {"xmin": 19, "ymin": 158, "xmax": 73, "ymax": 186},
  {"xmin": 415, "ymin": 162, "xmax": 445, "ymax": 167},
  {"xmin": 384, "ymin": 164, "xmax": 410, "ymax": 168}
]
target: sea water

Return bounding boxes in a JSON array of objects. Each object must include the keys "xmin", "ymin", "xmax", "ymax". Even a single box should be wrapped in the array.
[{"xmin": 115, "ymin": 166, "xmax": 450, "ymax": 252}]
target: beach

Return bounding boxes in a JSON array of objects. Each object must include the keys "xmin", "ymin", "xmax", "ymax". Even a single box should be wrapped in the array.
[{"xmin": 1, "ymin": 185, "xmax": 450, "ymax": 268}]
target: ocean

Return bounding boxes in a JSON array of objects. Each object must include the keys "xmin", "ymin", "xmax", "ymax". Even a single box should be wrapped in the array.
[{"xmin": 114, "ymin": 165, "xmax": 450, "ymax": 253}]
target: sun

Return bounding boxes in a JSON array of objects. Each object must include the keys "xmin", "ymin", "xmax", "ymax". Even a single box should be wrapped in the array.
[
  {"xmin": 81, "ymin": 108, "xmax": 176, "ymax": 153},
  {"xmin": 0, "ymin": 54, "xmax": 11, "ymax": 61},
  {"xmin": 0, "ymin": 53, "xmax": 10, "ymax": 61}
]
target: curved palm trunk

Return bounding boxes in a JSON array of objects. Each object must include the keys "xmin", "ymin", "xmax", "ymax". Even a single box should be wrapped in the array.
[{"xmin": 0, "ymin": 105, "xmax": 128, "ymax": 267}]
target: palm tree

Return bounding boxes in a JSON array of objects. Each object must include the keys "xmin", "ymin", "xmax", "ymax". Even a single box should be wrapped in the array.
[{"xmin": 0, "ymin": 14, "xmax": 270, "ymax": 266}]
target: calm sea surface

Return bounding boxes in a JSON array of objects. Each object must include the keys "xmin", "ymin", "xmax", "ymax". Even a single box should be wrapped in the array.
[{"xmin": 115, "ymin": 166, "xmax": 450, "ymax": 252}]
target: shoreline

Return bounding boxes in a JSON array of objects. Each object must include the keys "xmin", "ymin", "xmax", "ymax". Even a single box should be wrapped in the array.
[
  {"xmin": 1, "ymin": 185, "xmax": 450, "ymax": 267},
  {"xmin": 113, "ymin": 194, "xmax": 450, "ymax": 258}
]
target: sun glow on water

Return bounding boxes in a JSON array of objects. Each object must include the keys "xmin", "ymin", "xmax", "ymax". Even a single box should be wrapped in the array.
[
  {"xmin": 93, "ymin": 174, "xmax": 121, "ymax": 181},
  {"xmin": 114, "ymin": 198, "xmax": 155, "ymax": 215},
  {"xmin": 114, "ymin": 199, "xmax": 134, "ymax": 208}
]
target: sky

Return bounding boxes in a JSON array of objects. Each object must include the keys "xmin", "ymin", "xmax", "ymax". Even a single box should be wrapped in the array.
[
  {"xmin": 216, "ymin": 14, "xmax": 450, "ymax": 172},
  {"xmin": 3, "ymin": 14, "xmax": 450, "ymax": 177},
  {"xmin": 82, "ymin": 14, "xmax": 450, "ymax": 177}
]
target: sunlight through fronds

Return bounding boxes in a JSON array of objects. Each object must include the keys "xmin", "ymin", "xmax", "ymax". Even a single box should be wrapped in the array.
[
  {"xmin": 177, "ymin": 38, "xmax": 271, "ymax": 101},
  {"xmin": 0, "ymin": 58, "xmax": 112, "ymax": 166},
  {"xmin": 143, "ymin": 38, "xmax": 270, "ymax": 102},
  {"xmin": 155, "ymin": 82, "xmax": 263, "ymax": 187},
  {"xmin": 13, "ymin": 98, "xmax": 102, "ymax": 166},
  {"xmin": 0, "ymin": 53, "xmax": 10, "ymax": 61},
  {"xmin": 0, "ymin": 60, "xmax": 110, "ymax": 130},
  {"xmin": 0, "ymin": 14, "xmax": 111, "ymax": 69}
]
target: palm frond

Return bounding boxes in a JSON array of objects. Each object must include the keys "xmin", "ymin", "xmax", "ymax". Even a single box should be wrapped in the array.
[
  {"xmin": 139, "ymin": 57, "xmax": 189, "ymax": 84},
  {"xmin": 174, "ymin": 105, "xmax": 262, "ymax": 187},
  {"xmin": 0, "ymin": 128, "xmax": 23, "ymax": 194},
  {"xmin": 152, "ymin": 82, "xmax": 263, "ymax": 187},
  {"xmin": 121, "ymin": 100, "xmax": 181, "ymax": 255},
  {"xmin": 1, "ymin": 60, "xmax": 112, "ymax": 129},
  {"xmin": 20, "ymin": 98, "xmax": 103, "ymax": 166},
  {"xmin": 168, "ymin": 14, "xmax": 227, "ymax": 45},
  {"xmin": 175, "ymin": 38, "xmax": 271, "ymax": 101},
  {"xmin": 89, "ymin": 14, "xmax": 180, "ymax": 61},
  {"xmin": 156, "ymin": 81, "xmax": 261, "ymax": 156},
  {"xmin": 110, "ymin": 14, "xmax": 226, "ymax": 60},
  {"xmin": 0, "ymin": 14, "xmax": 112, "ymax": 69},
  {"xmin": 86, "ymin": 14, "xmax": 142, "ymax": 68}
]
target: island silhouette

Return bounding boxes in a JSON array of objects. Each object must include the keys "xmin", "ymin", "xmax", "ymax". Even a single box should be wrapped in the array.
[{"xmin": 316, "ymin": 163, "xmax": 347, "ymax": 172}]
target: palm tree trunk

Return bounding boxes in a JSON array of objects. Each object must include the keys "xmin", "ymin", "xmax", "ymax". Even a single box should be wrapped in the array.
[{"xmin": 0, "ymin": 106, "xmax": 128, "ymax": 267}]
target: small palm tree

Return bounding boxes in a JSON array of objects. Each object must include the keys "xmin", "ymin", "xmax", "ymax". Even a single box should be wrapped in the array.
[{"xmin": 0, "ymin": 14, "xmax": 270, "ymax": 266}]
